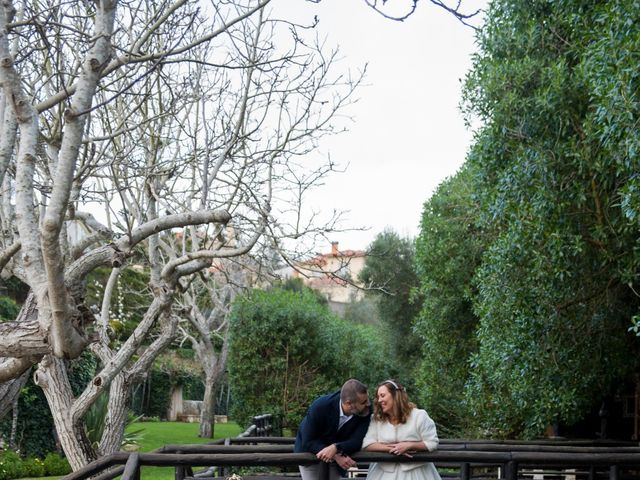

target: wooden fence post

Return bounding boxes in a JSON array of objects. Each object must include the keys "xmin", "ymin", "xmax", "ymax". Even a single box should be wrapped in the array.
[
  {"xmin": 609, "ymin": 465, "xmax": 619, "ymax": 480},
  {"xmin": 175, "ymin": 450, "xmax": 185, "ymax": 480},
  {"xmin": 460, "ymin": 462, "xmax": 470, "ymax": 480},
  {"xmin": 122, "ymin": 453, "xmax": 140, "ymax": 480},
  {"xmin": 505, "ymin": 460, "xmax": 517, "ymax": 480}
]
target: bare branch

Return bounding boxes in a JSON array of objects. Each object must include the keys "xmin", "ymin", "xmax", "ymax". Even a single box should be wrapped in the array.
[
  {"xmin": 34, "ymin": 0, "xmax": 274, "ymax": 113},
  {"xmin": 364, "ymin": 0, "xmax": 481, "ymax": 28},
  {"xmin": 0, "ymin": 356, "xmax": 39, "ymax": 382},
  {"xmin": 0, "ymin": 241, "xmax": 20, "ymax": 273}
]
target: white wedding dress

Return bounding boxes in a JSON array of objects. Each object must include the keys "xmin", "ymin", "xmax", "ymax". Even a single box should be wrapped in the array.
[{"xmin": 362, "ymin": 408, "xmax": 442, "ymax": 480}]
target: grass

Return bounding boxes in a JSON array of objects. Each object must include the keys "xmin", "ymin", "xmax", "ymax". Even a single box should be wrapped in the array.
[
  {"xmin": 129, "ymin": 420, "xmax": 242, "ymax": 480},
  {"xmin": 132, "ymin": 420, "xmax": 241, "ymax": 452},
  {"xmin": 18, "ymin": 421, "xmax": 242, "ymax": 480}
]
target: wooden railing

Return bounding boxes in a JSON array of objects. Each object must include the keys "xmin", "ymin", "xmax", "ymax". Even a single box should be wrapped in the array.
[
  {"xmin": 238, "ymin": 414, "xmax": 274, "ymax": 438},
  {"xmin": 61, "ymin": 436, "xmax": 640, "ymax": 480}
]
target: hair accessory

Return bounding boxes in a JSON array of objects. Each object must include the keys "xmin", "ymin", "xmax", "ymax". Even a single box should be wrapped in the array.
[{"xmin": 382, "ymin": 379, "xmax": 402, "ymax": 391}]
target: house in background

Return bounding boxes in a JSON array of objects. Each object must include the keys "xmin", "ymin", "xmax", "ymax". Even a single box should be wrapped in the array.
[{"xmin": 289, "ymin": 242, "xmax": 366, "ymax": 316}]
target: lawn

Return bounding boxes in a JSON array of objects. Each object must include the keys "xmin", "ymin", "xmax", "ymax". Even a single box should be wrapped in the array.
[
  {"xmin": 131, "ymin": 420, "xmax": 242, "ymax": 452},
  {"xmin": 18, "ymin": 421, "xmax": 242, "ymax": 480},
  {"xmin": 129, "ymin": 420, "xmax": 242, "ymax": 480}
]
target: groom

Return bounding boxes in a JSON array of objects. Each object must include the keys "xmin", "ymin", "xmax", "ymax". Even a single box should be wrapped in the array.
[{"xmin": 295, "ymin": 379, "xmax": 372, "ymax": 480}]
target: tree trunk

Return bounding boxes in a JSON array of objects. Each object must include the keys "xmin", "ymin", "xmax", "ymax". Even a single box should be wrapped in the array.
[
  {"xmin": 99, "ymin": 313, "xmax": 177, "ymax": 453},
  {"xmin": 199, "ymin": 373, "xmax": 218, "ymax": 438},
  {"xmin": 9, "ymin": 395, "xmax": 18, "ymax": 449},
  {"xmin": 34, "ymin": 356, "xmax": 97, "ymax": 470},
  {"xmin": 0, "ymin": 369, "xmax": 28, "ymax": 420},
  {"xmin": 99, "ymin": 373, "xmax": 129, "ymax": 455},
  {"xmin": 196, "ymin": 333, "xmax": 230, "ymax": 439}
]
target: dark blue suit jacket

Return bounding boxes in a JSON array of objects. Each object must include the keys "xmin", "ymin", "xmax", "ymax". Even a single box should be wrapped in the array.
[{"xmin": 294, "ymin": 391, "xmax": 371, "ymax": 456}]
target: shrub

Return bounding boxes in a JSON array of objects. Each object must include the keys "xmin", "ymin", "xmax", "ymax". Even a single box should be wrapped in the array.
[
  {"xmin": 229, "ymin": 287, "xmax": 337, "ymax": 430},
  {"xmin": 22, "ymin": 456, "xmax": 46, "ymax": 478},
  {"xmin": 228, "ymin": 286, "xmax": 390, "ymax": 431},
  {"xmin": 43, "ymin": 452, "xmax": 71, "ymax": 476},
  {"xmin": 84, "ymin": 391, "xmax": 109, "ymax": 448},
  {"xmin": 0, "ymin": 450, "xmax": 24, "ymax": 480},
  {"xmin": 0, "ymin": 450, "xmax": 69, "ymax": 479},
  {"xmin": 140, "ymin": 416, "xmax": 161, "ymax": 422}
]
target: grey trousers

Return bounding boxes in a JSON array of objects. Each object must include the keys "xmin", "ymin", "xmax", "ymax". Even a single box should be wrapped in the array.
[{"xmin": 298, "ymin": 463, "xmax": 341, "ymax": 480}]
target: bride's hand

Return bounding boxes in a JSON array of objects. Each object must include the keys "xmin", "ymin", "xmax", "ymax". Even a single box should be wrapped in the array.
[{"xmin": 388, "ymin": 442, "xmax": 414, "ymax": 457}]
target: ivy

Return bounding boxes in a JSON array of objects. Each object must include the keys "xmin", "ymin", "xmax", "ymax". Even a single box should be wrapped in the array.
[
  {"xmin": 0, "ymin": 297, "xmax": 19, "ymax": 322},
  {"xmin": 0, "ymin": 351, "xmax": 97, "ymax": 457},
  {"xmin": 130, "ymin": 354, "xmax": 205, "ymax": 419}
]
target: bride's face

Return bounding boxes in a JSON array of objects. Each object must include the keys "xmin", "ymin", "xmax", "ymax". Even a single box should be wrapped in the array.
[{"xmin": 376, "ymin": 385, "xmax": 394, "ymax": 415}]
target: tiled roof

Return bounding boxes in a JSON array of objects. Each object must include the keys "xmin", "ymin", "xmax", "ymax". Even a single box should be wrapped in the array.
[{"xmin": 298, "ymin": 249, "xmax": 366, "ymax": 267}]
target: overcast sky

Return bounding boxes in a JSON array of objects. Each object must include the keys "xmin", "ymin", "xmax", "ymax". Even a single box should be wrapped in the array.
[{"xmin": 271, "ymin": 0, "xmax": 486, "ymax": 252}]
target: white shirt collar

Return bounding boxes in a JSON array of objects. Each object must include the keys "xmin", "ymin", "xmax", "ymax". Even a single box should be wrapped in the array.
[{"xmin": 339, "ymin": 401, "xmax": 353, "ymax": 429}]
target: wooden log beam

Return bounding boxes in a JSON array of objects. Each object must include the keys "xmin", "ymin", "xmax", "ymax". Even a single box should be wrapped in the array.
[
  {"xmin": 227, "ymin": 436, "xmax": 640, "ymax": 451},
  {"xmin": 160, "ymin": 445, "xmax": 293, "ymax": 454},
  {"xmin": 86, "ymin": 466, "xmax": 125, "ymax": 480},
  {"xmin": 134, "ymin": 451, "xmax": 514, "ymax": 467},
  {"xmin": 440, "ymin": 438, "xmax": 637, "ymax": 447},
  {"xmin": 138, "ymin": 452, "xmax": 325, "ymax": 467},
  {"xmin": 61, "ymin": 453, "xmax": 127, "ymax": 480},
  {"xmin": 439, "ymin": 443, "xmax": 640, "ymax": 453},
  {"xmin": 62, "ymin": 445, "xmax": 640, "ymax": 480},
  {"xmin": 510, "ymin": 451, "xmax": 640, "ymax": 465},
  {"xmin": 227, "ymin": 436, "xmax": 294, "ymax": 444}
]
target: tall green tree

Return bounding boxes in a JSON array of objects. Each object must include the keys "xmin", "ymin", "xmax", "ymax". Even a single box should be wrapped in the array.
[
  {"xmin": 359, "ymin": 230, "xmax": 421, "ymax": 377},
  {"xmin": 461, "ymin": 0, "xmax": 640, "ymax": 437},
  {"xmin": 413, "ymin": 166, "xmax": 486, "ymax": 435}
]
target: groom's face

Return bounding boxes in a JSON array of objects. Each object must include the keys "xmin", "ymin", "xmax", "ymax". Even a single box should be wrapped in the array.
[{"xmin": 348, "ymin": 392, "xmax": 371, "ymax": 417}]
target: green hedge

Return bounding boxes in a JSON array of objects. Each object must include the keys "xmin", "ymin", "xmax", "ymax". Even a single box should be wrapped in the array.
[{"xmin": 228, "ymin": 286, "xmax": 391, "ymax": 431}]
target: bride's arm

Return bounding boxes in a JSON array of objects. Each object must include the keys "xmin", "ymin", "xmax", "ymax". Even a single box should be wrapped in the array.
[
  {"xmin": 363, "ymin": 441, "xmax": 394, "ymax": 453},
  {"xmin": 361, "ymin": 420, "xmax": 393, "ymax": 453}
]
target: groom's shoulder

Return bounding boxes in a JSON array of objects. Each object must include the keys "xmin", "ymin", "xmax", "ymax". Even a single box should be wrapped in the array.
[{"xmin": 312, "ymin": 390, "xmax": 340, "ymax": 408}]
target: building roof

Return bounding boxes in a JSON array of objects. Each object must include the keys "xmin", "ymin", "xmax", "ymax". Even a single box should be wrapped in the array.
[{"xmin": 297, "ymin": 242, "xmax": 366, "ymax": 268}]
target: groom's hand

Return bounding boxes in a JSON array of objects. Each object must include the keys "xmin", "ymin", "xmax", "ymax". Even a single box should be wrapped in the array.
[{"xmin": 316, "ymin": 444, "xmax": 337, "ymax": 462}]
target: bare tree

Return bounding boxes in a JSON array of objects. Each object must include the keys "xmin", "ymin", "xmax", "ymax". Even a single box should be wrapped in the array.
[
  {"xmin": 176, "ymin": 256, "xmax": 248, "ymax": 439},
  {"xmin": 0, "ymin": 0, "xmax": 362, "ymax": 468},
  {"xmin": 359, "ymin": 0, "xmax": 482, "ymax": 26}
]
